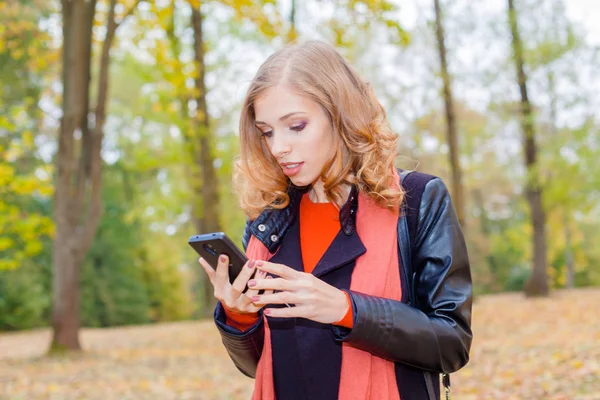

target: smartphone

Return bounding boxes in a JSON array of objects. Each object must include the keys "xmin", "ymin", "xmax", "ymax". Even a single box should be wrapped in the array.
[{"xmin": 188, "ymin": 232, "xmax": 249, "ymax": 285}]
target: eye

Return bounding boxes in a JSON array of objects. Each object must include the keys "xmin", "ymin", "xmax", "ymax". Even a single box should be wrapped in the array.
[
  {"xmin": 290, "ymin": 122, "xmax": 307, "ymax": 132},
  {"xmin": 261, "ymin": 130, "xmax": 274, "ymax": 138}
]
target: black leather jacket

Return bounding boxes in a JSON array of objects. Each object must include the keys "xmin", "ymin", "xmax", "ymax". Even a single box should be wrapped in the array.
[{"xmin": 215, "ymin": 176, "xmax": 473, "ymax": 396}]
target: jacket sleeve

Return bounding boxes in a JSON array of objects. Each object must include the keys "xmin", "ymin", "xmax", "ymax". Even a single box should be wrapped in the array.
[
  {"xmin": 213, "ymin": 220, "xmax": 266, "ymax": 378},
  {"xmin": 333, "ymin": 178, "xmax": 473, "ymax": 373},
  {"xmin": 214, "ymin": 300, "xmax": 264, "ymax": 378}
]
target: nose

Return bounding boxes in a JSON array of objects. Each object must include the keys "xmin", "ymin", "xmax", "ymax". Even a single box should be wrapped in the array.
[{"xmin": 269, "ymin": 131, "xmax": 291, "ymax": 159}]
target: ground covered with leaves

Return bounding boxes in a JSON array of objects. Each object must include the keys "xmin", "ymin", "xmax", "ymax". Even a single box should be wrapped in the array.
[{"xmin": 1, "ymin": 288, "xmax": 599, "ymax": 399}]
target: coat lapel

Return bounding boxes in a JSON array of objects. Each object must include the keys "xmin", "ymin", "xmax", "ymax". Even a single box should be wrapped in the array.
[
  {"xmin": 267, "ymin": 192, "xmax": 367, "ymax": 280},
  {"xmin": 311, "ymin": 228, "xmax": 366, "ymax": 278}
]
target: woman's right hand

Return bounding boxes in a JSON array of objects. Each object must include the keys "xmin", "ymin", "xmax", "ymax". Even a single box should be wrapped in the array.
[{"xmin": 198, "ymin": 255, "xmax": 273, "ymax": 314}]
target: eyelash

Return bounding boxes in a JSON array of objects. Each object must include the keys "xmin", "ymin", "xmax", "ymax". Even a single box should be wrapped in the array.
[
  {"xmin": 260, "ymin": 122, "xmax": 307, "ymax": 138},
  {"xmin": 291, "ymin": 122, "xmax": 307, "ymax": 132}
]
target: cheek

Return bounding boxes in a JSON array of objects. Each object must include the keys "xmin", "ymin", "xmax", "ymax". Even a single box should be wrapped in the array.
[
  {"xmin": 317, "ymin": 128, "xmax": 336, "ymax": 159},
  {"xmin": 262, "ymin": 138, "xmax": 275, "ymax": 156}
]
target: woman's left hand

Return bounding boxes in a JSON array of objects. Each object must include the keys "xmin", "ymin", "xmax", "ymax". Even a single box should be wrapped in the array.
[{"xmin": 247, "ymin": 261, "xmax": 349, "ymax": 324}]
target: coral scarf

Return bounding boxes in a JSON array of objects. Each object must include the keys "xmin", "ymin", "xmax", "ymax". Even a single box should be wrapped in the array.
[{"xmin": 247, "ymin": 176, "xmax": 402, "ymax": 400}]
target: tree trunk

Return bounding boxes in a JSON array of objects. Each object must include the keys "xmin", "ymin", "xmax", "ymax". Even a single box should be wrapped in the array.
[
  {"xmin": 51, "ymin": 0, "xmax": 97, "ymax": 352},
  {"xmin": 51, "ymin": 0, "xmax": 132, "ymax": 352},
  {"xmin": 507, "ymin": 0, "xmax": 549, "ymax": 297},
  {"xmin": 433, "ymin": 0, "xmax": 465, "ymax": 229},
  {"xmin": 191, "ymin": 4, "xmax": 221, "ymax": 317}
]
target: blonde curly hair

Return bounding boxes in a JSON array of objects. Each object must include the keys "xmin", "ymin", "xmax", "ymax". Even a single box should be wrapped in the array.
[{"xmin": 234, "ymin": 41, "xmax": 403, "ymax": 220}]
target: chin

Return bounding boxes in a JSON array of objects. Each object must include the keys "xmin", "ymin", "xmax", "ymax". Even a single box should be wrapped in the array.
[
  {"xmin": 289, "ymin": 174, "xmax": 313, "ymax": 188},
  {"xmin": 289, "ymin": 177, "xmax": 308, "ymax": 187}
]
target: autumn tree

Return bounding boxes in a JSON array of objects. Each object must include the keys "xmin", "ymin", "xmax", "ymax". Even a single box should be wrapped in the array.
[
  {"xmin": 507, "ymin": 0, "xmax": 548, "ymax": 297},
  {"xmin": 51, "ymin": 0, "xmax": 140, "ymax": 351},
  {"xmin": 519, "ymin": 0, "xmax": 597, "ymax": 289},
  {"xmin": 433, "ymin": 0, "xmax": 465, "ymax": 228}
]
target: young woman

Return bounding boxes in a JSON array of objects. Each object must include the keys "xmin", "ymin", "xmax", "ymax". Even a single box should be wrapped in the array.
[{"xmin": 198, "ymin": 40, "xmax": 472, "ymax": 400}]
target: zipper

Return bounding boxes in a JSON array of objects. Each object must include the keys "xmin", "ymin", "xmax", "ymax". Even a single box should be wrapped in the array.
[
  {"xmin": 423, "ymin": 371, "xmax": 451, "ymax": 400},
  {"xmin": 402, "ymin": 266, "xmax": 412, "ymax": 306},
  {"xmin": 411, "ymin": 271, "xmax": 418, "ymax": 307},
  {"xmin": 443, "ymin": 373, "xmax": 451, "ymax": 400}
]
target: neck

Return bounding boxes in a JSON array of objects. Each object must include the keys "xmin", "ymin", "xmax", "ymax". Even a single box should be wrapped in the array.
[
  {"xmin": 309, "ymin": 180, "xmax": 328, "ymax": 203},
  {"xmin": 309, "ymin": 180, "xmax": 351, "ymax": 207}
]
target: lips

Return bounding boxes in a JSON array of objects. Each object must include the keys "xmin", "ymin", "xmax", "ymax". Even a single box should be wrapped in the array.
[
  {"xmin": 281, "ymin": 162, "xmax": 302, "ymax": 168},
  {"xmin": 280, "ymin": 162, "xmax": 304, "ymax": 177}
]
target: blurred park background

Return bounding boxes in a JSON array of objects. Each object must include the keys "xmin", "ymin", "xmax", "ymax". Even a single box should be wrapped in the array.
[{"xmin": 1, "ymin": 0, "xmax": 599, "ymax": 398}]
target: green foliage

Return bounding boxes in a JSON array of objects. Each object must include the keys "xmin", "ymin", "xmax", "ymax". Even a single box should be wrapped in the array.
[
  {"xmin": 0, "ymin": 262, "xmax": 50, "ymax": 330},
  {"xmin": 80, "ymin": 195, "xmax": 151, "ymax": 327},
  {"xmin": 476, "ymin": 198, "xmax": 533, "ymax": 293},
  {"xmin": 80, "ymin": 164, "xmax": 192, "ymax": 327}
]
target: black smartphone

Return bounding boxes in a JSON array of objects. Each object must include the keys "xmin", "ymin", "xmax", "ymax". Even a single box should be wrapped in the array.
[{"xmin": 188, "ymin": 232, "xmax": 249, "ymax": 284}]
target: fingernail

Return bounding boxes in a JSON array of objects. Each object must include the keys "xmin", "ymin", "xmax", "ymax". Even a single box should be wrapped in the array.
[
  {"xmin": 256, "ymin": 261, "xmax": 264, "ymax": 267},
  {"xmin": 267, "ymin": 276, "xmax": 273, "ymax": 279},
  {"xmin": 264, "ymin": 309, "xmax": 271, "ymax": 315},
  {"xmin": 252, "ymin": 295, "xmax": 260, "ymax": 302},
  {"xmin": 247, "ymin": 260, "xmax": 256, "ymax": 269},
  {"xmin": 198, "ymin": 257, "xmax": 203, "ymax": 263},
  {"xmin": 248, "ymin": 280, "xmax": 256, "ymax": 287},
  {"xmin": 220, "ymin": 255, "xmax": 227, "ymax": 262}
]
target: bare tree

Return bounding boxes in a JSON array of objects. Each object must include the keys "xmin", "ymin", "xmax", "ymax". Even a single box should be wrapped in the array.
[
  {"xmin": 51, "ymin": 0, "xmax": 139, "ymax": 351},
  {"xmin": 433, "ymin": 0, "xmax": 466, "ymax": 228},
  {"xmin": 507, "ymin": 0, "xmax": 549, "ymax": 296},
  {"xmin": 191, "ymin": 2, "xmax": 222, "ymax": 316}
]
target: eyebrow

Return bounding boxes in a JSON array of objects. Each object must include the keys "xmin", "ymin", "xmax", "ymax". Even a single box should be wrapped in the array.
[{"xmin": 255, "ymin": 111, "xmax": 307, "ymax": 125}]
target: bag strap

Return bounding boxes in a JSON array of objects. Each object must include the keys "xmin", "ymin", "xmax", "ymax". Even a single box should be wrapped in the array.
[{"xmin": 397, "ymin": 169, "xmax": 451, "ymax": 398}]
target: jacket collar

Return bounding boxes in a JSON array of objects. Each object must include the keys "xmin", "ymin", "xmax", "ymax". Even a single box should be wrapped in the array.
[{"xmin": 249, "ymin": 184, "xmax": 360, "ymax": 253}]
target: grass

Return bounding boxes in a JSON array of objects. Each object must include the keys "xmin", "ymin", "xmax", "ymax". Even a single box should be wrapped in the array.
[{"xmin": 1, "ymin": 288, "xmax": 599, "ymax": 399}]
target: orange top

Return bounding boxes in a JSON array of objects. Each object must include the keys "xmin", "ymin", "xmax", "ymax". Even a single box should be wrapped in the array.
[{"xmin": 224, "ymin": 193, "xmax": 354, "ymax": 331}]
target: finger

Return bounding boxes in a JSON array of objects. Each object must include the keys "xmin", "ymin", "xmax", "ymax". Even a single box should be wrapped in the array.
[
  {"xmin": 255, "ymin": 269, "xmax": 268, "ymax": 280},
  {"xmin": 260, "ymin": 276, "xmax": 275, "ymax": 298},
  {"xmin": 242, "ymin": 270, "xmax": 267, "ymax": 301},
  {"xmin": 264, "ymin": 306, "xmax": 306, "ymax": 318},
  {"xmin": 215, "ymin": 254, "xmax": 230, "ymax": 286},
  {"xmin": 231, "ymin": 259, "xmax": 257, "ymax": 294},
  {"xmin": 248, "ymin": 277, "xmax": 293, "ymax": 292},
  {"xmin": 252, "ymin": 291, "xmax": 295, "ymax": 306},
  {"xmin": 250, "ymin": 275, "xmax": 274, "ymax": 300},
  {"xmin": 243, "ymin": 273, "xmax": 273, "ymax": 313},
  {"xmin": 198, "ymin": 257, "xmax": 216, "ymax": 283},
  {"xmin": 255, "ymin": 261, "xmax": 300, "ymax": 280}
]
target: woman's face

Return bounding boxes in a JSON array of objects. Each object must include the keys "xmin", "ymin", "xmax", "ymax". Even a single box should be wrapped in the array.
[{"xmin": 254, "ymin": 84, "xmax": 335, "ymax": 188}]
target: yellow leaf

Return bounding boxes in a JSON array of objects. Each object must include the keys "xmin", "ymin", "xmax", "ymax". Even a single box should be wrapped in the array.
[
  {"xmin": 0, "ymin": 259, "xmax": 18, "ymax": 270},
  {"xmin": 24, "ymin": 241, "xmax": 43, "ymax": 256},
  {"xmin": 0, "ymin": 236, "xmax": 14, "ymax": 252},
  {"xmin": 0, "ymin": 163, "xmax": 15, "ymax": 185}
]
